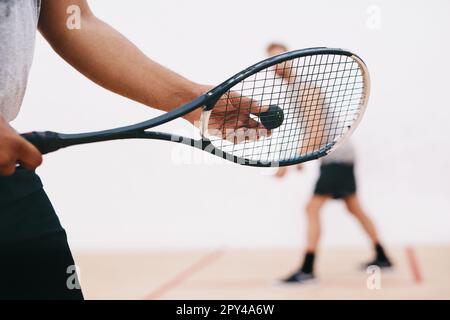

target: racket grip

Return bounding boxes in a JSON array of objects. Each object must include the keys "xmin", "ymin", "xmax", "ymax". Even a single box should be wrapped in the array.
[{"xmin": 21, "ymin": 131, "xmax": 63, "ymax": 155}]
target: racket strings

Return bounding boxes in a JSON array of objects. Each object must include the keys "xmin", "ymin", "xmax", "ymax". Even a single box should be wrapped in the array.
[{"xmin": 207, "ymin": 54, "xmax": 365, "ymax": 164}]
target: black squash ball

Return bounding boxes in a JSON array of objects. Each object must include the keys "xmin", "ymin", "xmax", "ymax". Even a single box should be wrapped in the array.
[{"xmin": 259, "ymin": 105, "xmax": 284, "ymax": 130}]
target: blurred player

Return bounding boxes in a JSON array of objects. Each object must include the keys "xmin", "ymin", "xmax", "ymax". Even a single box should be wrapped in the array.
[{"xmin": 268, "ymin": 43, "xmax": 392, "ymax": 284}]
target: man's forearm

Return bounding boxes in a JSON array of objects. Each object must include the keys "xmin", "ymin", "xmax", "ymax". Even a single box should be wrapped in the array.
[{"xmin": 39, "ymin": 1, "xmax": 202, "ymax": 122}]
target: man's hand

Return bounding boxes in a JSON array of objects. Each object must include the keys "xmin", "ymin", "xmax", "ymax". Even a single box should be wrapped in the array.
[
  {"xmin": 210, "ymin": 91, "xmax": 270, "ymax": 143},
  {"xmin": 0, "ymin": 117, "xmax": 42, "ymax": 176},
  {"xmin": 185, "ymin": 85, "xmax": 271, "ymax": 144}
]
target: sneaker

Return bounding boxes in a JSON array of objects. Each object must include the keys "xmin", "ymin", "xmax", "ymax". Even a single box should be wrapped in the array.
[
  {"xmin": 280, "ymin": 271, "xmax": 316, "ymax": 284},
  {"xmin": 362, "ymin": 257, "xmax": 393, "ymax": 270}
]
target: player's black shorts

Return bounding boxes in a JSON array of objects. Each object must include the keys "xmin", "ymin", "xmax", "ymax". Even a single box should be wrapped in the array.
[
  {"xmin": 0, "ymin": 167, "xmax": 84, "ymax": 300},
  {"xmin": 314, "ymin": 163, "xmax": 356, "ymax": 199}
]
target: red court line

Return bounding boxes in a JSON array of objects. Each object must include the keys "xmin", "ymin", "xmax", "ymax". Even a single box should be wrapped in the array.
[
  {"xmin": 405, "ymin": 246, "xmax": 423, "ymax": 284},
  {"xmin": 144, "ymin": 249, "xmax": 225, "ymax": 300}
]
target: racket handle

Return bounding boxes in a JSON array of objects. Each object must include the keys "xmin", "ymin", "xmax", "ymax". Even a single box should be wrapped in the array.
[{"xmin": 21, "ymin": 131, "xmax": 63, "ymax": 155}]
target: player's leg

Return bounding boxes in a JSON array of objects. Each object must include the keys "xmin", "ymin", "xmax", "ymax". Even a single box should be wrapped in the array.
[
  {"xmin": 305, "ymin": 195, "xmax": 328, "ymax": 253},
  {"xmin": 344, "ymin": 194, "xmax": 379, "ymax": 243},
  {"xmin": 343, "ymin": 194, "xmax": 393, "ymax": 268},
  {"xmin": 281, "ymin": 195, "xmax": 328, "ymax": 283}
]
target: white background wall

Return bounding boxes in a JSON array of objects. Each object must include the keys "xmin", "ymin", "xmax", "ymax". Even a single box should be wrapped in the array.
[{"xmin": 12, "ymin": 0, "xmax": 450, "ymax": 250}]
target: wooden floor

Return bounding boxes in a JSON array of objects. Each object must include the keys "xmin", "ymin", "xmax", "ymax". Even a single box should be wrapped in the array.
[{"xmin": 74, "ymin": 246, "xmax": 450, "ymax": 300}]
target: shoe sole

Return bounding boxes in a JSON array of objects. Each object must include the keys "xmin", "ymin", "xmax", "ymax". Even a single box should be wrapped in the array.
[
  {"xmin": 360, "ymin": 265, "xmax": 395, "ymax": 272},
  {"xmin": 272, "ymin": 278, "xmax": 319, "ymax": 287}
]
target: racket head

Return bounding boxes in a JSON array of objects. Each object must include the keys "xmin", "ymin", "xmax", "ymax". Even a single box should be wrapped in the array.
[{"xmin": 199, "ymin": 47, "xmax": 370, "ymax": 167}]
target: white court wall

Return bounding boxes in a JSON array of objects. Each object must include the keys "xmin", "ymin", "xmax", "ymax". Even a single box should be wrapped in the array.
[{"xmin": 12, "ymin": 0, "xmax": 450, "ymax": 249}]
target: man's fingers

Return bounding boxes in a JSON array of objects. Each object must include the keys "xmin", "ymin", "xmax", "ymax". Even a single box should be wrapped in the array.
[
  {"xmin": 0, "ymin": 163, "xmax": 17, "ymax": 176},
  {"xmin": 241, "ymin": 96, "xmax": 269, "ymax": 115},
  {"xmin": 209, "ymin": 91, "xmax": 274, "ymax": 143},
  {"xmin": 0, "ymin": 117, "xmax": 42, "ymax": 175},
  {"xmin": 241, "ymin": 118, "xmax": 271, "ymax": 139},
  {"xmin": 17, "ymin": 138, "xmax": 43, "ymax": 170},
  {"xmin": 222, "ymin": 124, "xmax": 271, "ymax": 144},
  {"xmin": 255, "ymin": 121, "xmax": 272, "ymax": 138},
  {"xmin": 228, "ymin": 91, "xmax": 269, "ymax": 115},
  {"xmin": 245, "ymin": 117, "xmax": 260, "ymax": 129},
  {"xmin": 223, "ymin": 128, "xmax": 248, "ymax": 144}
]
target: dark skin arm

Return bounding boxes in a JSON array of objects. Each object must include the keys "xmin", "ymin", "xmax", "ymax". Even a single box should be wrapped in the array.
[
  {"xmin": 38, "ymin": 0, "xmax": 201, "ymax": 122},
  {"xmin": 0, "ymin": 0, "xmax": 268, "ymax": 175},
  {"xmin": 38, "ymin": 0, "xmax": 268, "ymax": 131}
]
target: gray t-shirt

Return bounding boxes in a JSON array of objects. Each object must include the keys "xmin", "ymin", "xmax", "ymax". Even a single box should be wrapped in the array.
[{"xmin": 0, "ymin": 0, "xmax": 40, "ymax": 122}]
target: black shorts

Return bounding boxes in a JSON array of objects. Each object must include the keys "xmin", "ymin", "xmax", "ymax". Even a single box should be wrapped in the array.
[
  {"xmin": 0, "ymin": 167, "xmax": 84, "ymax": 300},
  {"xmin": 314, "ymin": 163, "xmax": 356, "ymax": 199}
]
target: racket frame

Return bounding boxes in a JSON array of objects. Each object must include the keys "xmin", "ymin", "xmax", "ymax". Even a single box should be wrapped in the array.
[{"xmin": 22, "ymin": 47, "xmax": 370, "ymax": 167}]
